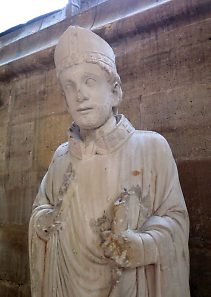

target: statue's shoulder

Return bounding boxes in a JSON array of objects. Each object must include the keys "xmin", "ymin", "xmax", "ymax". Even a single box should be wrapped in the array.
[
  {"xmin": 133, "ymin": 129, "xmax": 171, "ymax": 150},
  {"xmin": 131, "ymin": 130, "xmax": 174, "ymax": 164},
  {"xmin": 134, "ymin": 129, "xmax": 167, "ymax": 141},
  {"xmin": 52, "ymin": 141, "xmax": 69, "ymax": 161}
]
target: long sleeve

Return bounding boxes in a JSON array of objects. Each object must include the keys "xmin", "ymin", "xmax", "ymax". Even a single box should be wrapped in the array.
[
  {"xmin": 136, "ymin": 134, "xmax": 190, "ymax": 297},
  {"xmin": 138, "ymin": 137, "xmax": 188, "ymax": 263},
  {"xmin": 29, "ymin": 149, "xmax": 58, "ymax": 297}
]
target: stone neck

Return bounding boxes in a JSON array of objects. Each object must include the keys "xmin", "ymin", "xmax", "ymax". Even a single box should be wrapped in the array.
[
  {"xmin": 68, "ymin": 114, "xmax": 135, "ymax": 159},
  {"xmin": 80, "ymin": 115, "xmax": 117, "ymax": 148}
]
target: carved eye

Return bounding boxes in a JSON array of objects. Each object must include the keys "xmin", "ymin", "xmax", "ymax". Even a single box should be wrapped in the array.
[
  {"xmin": 65, "ymin": 84, "xmax": 73, "ymax": 90},
  {"xmin": 85, "ymin": 77, "xmax": 96, "ymax": 87}
]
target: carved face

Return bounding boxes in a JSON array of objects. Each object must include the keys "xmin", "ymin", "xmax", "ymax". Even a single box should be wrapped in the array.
[{"xmin": 60, "ymin": 63, "xmax": 120, "ymax": 130}]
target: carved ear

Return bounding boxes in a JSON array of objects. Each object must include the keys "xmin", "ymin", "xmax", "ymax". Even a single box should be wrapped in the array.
[{"xmin": 112, "ymin": 82, "xmax": 122, "ymax": 107}]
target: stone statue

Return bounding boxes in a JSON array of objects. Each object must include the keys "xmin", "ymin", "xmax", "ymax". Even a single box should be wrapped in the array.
[{"xmin": 29, "ymin": 26, "xmax": 190, "ymax": 297}]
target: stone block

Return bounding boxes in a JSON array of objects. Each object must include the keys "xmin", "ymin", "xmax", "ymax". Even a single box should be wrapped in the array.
[
  {"xmin": 34, "ymin": 113, "xmax": 71, "ymax": 171},
  {"xmin": 117, "ymin": 18, "xmax": 211, "ymax": 95},
  {"xmin": 0, "ymin": 281, "xmax": 19, "ymax": 297},
  {"xmin": 1, "ymin": 171, "xmax": 38, "ymax": 225},
  {"xmin": 8, "ymin": 122, "xmax": 34, "ymax": 173},
  {"xmin": 11, "ymin": 73, "xmax": 44, "ymax": 125},
  {"xmin": 0, "ymin": 83, "xmax": 11, "ymax": 175},
  {"xmin": 1, "ymin": 55, "xmax": 66, "ymax": 127},
  {"xmin": 178, "ymin": 161, "xmax": 202, "ymax": 239},
  {"xmin": 178, "ymin": 160, "xmax": 211, "ymax": 241},
  {"xmin": 38, "ymin": 68, "xmax": 67, "ymax": 118},
  {"xmin": 154, "ymin": 17, "xmax": 211, "ymax": 56},
  {"xmin": 162, "ymin": 127, "xmax": 211, "ymax": 161},
  {"xmin": 19, "ymin": 283, "xmax": 31, "ymax": 297},
  {"xmin": 0, "ymin": 83, "xmax": 10, "ymax": 124},
  {"xmin": 0, "ymin": 225, "xmax": 29, "ymax": 284},
  {"xmin": 0, "ymin": 175, "xmax": 7, "ymax": 224},
  {"xmin": 139, "ymin": 83, "xmax": 211, "ymax": 132},
  {"xmin": 119, "ymin": 92, "xmax": 142, "ymax": 130},
  {"xmin": 0, "ymin": 125, "xmax": 8, "ymax": 175},
  {"xmin": 190, "ymin": 245, "xmax": 211, "ymax": 297},
  {"xmin": 194, "ymin": 161, "xmax": 211, "ymax": 242}
]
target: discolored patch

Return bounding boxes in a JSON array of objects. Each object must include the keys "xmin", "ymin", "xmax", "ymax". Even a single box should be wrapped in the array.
[{"xmin": 132, "ymin": 170, "xmax": 140, "ymax": 176}]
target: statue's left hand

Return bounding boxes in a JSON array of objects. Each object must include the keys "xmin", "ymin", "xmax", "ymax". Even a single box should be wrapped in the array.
[
  {"xmin": 35, "ymin": 205, "xmax": 62, "ymax": 241},
  {"xmin": 101, "ymin": 229, "xmax": 143, "ymax": 269}
]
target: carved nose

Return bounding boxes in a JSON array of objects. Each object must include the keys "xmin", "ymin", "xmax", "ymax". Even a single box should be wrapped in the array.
[{"xmin": 76, "ymin": 88, "xmax": 87, "ymax": 102}]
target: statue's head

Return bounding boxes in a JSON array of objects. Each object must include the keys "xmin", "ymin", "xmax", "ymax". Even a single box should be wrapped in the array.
[{"xmin": 54, "ymin": 26, "xmax": 122, "ymax": 130}]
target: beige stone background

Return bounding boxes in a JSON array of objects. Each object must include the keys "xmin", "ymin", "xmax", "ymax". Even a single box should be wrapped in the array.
[{"xmin": 0, "ymin": 0, "xmax": 210, "ymax": 296}]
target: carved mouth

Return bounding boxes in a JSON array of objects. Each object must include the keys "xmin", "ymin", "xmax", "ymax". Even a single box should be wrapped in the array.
[{"xmin": 77, "ymin": 107, "xmax": 93, "ymax": 113}]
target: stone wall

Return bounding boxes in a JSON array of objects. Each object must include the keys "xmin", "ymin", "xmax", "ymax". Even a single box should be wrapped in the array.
[{"xmin": 0, "ymin": 0, "xmax": 210, "ymax": 296}]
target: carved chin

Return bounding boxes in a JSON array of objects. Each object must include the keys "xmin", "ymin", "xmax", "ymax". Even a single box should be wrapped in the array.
[
  {"xmin": 73, "ymin": 109, "xmax": 113, "ymax": 130},
  {"xmin": 75, "ymin": 118, "xmax": 105, "ymax": 130},
  {"xmin": 74, "ymin": 114, "xmax": 108, "ymax": 130}
]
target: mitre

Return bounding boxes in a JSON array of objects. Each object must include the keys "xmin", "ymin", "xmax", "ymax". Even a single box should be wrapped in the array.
[{"xmin": 54, "ymin": 26, "xmax": 117, "ymax": 75}]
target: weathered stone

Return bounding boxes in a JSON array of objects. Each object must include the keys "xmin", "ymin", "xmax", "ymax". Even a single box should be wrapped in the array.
[
  {"xmin": 2, "ymin": 171, "xmax": 38, "ymax": 224},
  {"xmin": 139, "ymin": 83, "xmax": 211, "ymax": 132},
  {"xmin": 8, "ymin": 122, "xmax": 34, "ymax": 173},
  {"xmin": 0, "ymin": 281, "xmax": 31, "ymax": 297},
  {"xmin": 38, "ymin": 69, "xmax": 67, "ymax": 118},
  {"xmin": 0, "ymin": 225, "xmax": 29, "ymax": 284},
  {"xmin": 117, "ymin": 35, "xmax": 211, "ymax": 96},
  {"xmin": 178, "ymin": 160, "xmax": 211, "ymax": 240},
  {"xmin": 163, "ymin": 127, "xmax": 211, "ymax": 161},
  {"xmin": 19, "ymin": 283, "xmax": 31, "ymax": 297},
  {"xmin": 0, "ymin": 281, "xmax": 19, "ymax": 297},
  {"xmin": 11, "ymin": 74, "xmax": 43, "ymax": 125},
  {"xmin": 0, "ymin": 83, "xmax": 11, "ymax": 175},
  {"xmin": 0, "ymin": 175, "xmax": 7, "ymax": 224},
  {"xmin": 35, "ymin": 113, "xmax": 71, "ymax": 170},
  {"xmin": 119, "ymin": 92, "xmax": 141, "ymax": 129},
  {"xmin": 0, "ymin": 125, "xmax": 8, "ymax": 175},
  {"xmin": 178, "ymin": 160, "xmax": 211, "ymax": 297},
  {"xmin": 190, "ymin": 245, "xmax": 211, "ymax": 297}
]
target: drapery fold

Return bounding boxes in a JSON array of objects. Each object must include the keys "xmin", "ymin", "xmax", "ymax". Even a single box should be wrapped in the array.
[{"xmin": 29, "ymin": 117, "xmax": 190, "ymax": 297}]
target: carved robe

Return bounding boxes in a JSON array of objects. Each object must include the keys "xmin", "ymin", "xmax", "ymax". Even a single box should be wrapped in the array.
[{"xmin": 29, "ymin": 115, "xmax": 190, "ymax": 297}]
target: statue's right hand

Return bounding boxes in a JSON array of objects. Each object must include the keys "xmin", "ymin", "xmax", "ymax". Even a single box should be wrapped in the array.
[{"xmin": 35, "ymin": 208, "xmax": 61, "ymax": 241}]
